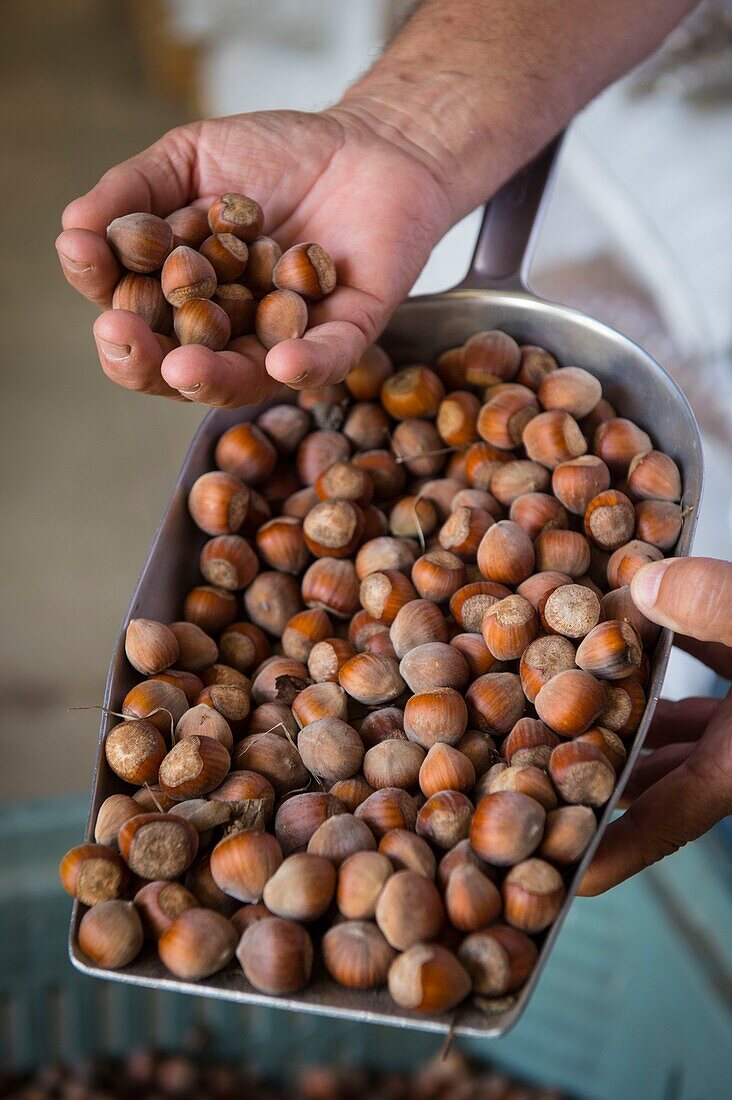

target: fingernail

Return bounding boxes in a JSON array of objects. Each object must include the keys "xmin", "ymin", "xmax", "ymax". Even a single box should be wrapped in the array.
[
  {"xmin": 58, "ymin": 250, "xmax": 92, "ymax": 273},
  {"xmin": 288, "ymin": 372, "xmax": 309, "ymax": 387},
  {"xmin": 97, "ymin": 339, "xmax": 131, "ymax": 361},
  {"xmin": 631, "ymin": 560, "xmax": 670, "ymax": 611},
  {"xmin": 177, "ymin": 383, "xmax": 202, "ymax": 396}
]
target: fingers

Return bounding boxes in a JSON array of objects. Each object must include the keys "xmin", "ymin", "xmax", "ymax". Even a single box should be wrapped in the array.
[
  {"xmin": 621, "ymin": 743, "xmax": 694, "ymax": 803},
  {"xmin": 265, "ymin": 286, "xmax": 384, "ymax": 389},
  {"xmin": 56, "ymin": 229, "xmax": 122, "ymax": 308},
  {"xmin": 646, "ymin": 696, "xmax": 721, "ymax": 748},
  {"xmin": 674, "ymin": 635, "xmax": 732, "ymax": 680},
  {"xmin": 93, "ymin": 312, "xmax": 183, "ymax": 398},
  {"xmin": 580, "ymin": 692, "xmax": 732, "ymax": 895},
  {"xmin": 631, "ymin": 557, "xmax": 732, "ymax": 646},
  {"xmin": 62, "ymin": 127, "xmax": 197, "ymax": 234},
  {"xmin": 161, "ymin": 338, "xmax": 282, "ymax": 407}
]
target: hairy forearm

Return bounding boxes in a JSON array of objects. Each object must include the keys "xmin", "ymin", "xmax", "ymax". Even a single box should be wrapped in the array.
[{"xmin": 337, "ymin": 0, "xmax": 696, "ymax": 218}]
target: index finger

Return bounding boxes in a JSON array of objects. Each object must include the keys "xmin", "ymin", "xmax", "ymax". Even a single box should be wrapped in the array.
[{"xmin": 630, "ymin": 557, "xmax": 732, "ymax": 647}]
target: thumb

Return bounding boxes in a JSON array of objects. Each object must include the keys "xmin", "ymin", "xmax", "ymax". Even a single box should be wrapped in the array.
[
  {"xmin": 631, "ymin": 557, "xmax": 732, "ymax": 646},
  {"xmin": 579, "ymin": 691, "xmax": 732, "ymax": 895}
]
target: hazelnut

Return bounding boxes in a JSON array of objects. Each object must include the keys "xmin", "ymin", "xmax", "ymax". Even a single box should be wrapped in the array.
[
  {"xmin": 490, "ymin": 460, "xmax": 550, "ymax": 507},
  {"xmin": 209, "ymin": 831, "xmax": 283, "ymax": 903},
  {"xmin": 297, "ymin": 429, "xmax": 351, "ymax": 486},
  {"xmin": 165, "ymin": 205, "xmax": 210, "ymax": 249},
  {"xmin": 133, "ymin": 784, "xmax": 176, "ymax": 813},
  {"xmin": 345, "ymin": 344, "xmax": 394, "ymax": 401},
  {"xmin": 477, "ymin": 521, "xmax": 535, "ymax": 585},
  {"xmin": 199, "ymin": 535, "xmax": 259, "ymax": 593},
  {"xmin": 297, "ymin": 717, "xmax": 364, "ymax": 783},
  {"xmin": 436, "ymin": 390, "xmax": 480, "ymax": 446},
  {"xmin": 315, "ymin": 460, "xmax": 374, "ymax": 506},
  {"xmin": 125, "ymin": 618, "xmax": 179, "ymax": 676},
  {"xmin": 183, "ymin": 585, "xmax": 237, "ymax": 635},
  {"xmin": 281, "ymin": 608, "xmax": 333, "ymax": 664},
  {"xmin": 420, "ymin": 477, "xmax": 468, "ymax": 521},
  {"xmin": 161, "ymin": 246, "xmax": 218, "ymax": 310},
  {"xmin": 105, "ymin": 719, "xmax": 166, "ymax": 785},
  {"xmin": 307, "ymin": 813, "xmax": 376, "ymax": 865},
  {"xmin": 215, "ymin": 421, "xmax": 278, "ymax": 485},
  {"xmin": 634, "ymin": 499, "xmax": 683, "ymax": 551},
  {"xmin": 438, "ymin": 506, "xmax": 494, "ymax": 561},
  {"xmin": 307, "ymin": 637, "xmax": 356, "ymax": 684},
  {"xmin": 516, "ymin": 570, "xmax": 572, "ymax": 609},
  {"xmin": 244, "ymin": 571, "xmax": 303, "ymax": 636},
  {"xmin": 174, "ymin": 297, "xmax": 231, "ymax": 350},
  {"xmin": 502, "ymin": 858, "xmax": 565, "ymax": 933},
  {"xmin": 482, "ymin": 594, "xmax": 538, "ymax": 661},
  {"xmin": 184, "ymin": 854, "xmax": 238, "ymax": 915},
  {"xmin": 600, "ymin": 584, "xmax": 660, "ymax": 647},
  {"xmin": 403, "ymin": 687, "xmax": 468, "ymax": 749},
  {"xmin": 188, "ymin": 471, "xmax": 249, "ymax": 536},
  {"xmin": 434, "ymin": 345, "xmax": 467, "ymax": 389},
  {"xmin": 323, "ymin": 921, "xmax": 396, "ymax": 990},
  {"xmin": 112, "ymin": 272, "xmax": 172, "ymax": 332},
  {"xmin": 78, "ymin": 900, "xmax": 144, "ymax": 969},
  {"xmin": 519, "ymin": 635, "xmax": 577, "ymax": 703},
  {"xmin": 257, "ymin": 403, "xmax": 311, "ymax": 456},
  {"xmin": 464, "ymin": 440, "xmax": 510, "ymax": 491},
  {"xmin": 388, "ymin": 944, "xmax": 471, "ymax": 1013},
  {"xmin": 237, "ymin": 916, "xmax": 313, "ymax": 994},
  {"xmin": 158, "ymin": 736, "xmax": 230, "ymax": 800},
  {"xmin": 134, "ymin": 881, "xmax": 198, "ymax": 939},
  {"xmin": 538, "ymin": 366, "xmax": 602, "ymax": 418},
  {"xmin": 354, "ymin": 787, "xmax": 418, "ymax": 838},
  {"xmin": 449, "ymin": 580, "xmax": 510, "ymax": 632},
  {"xmin": 355, "ymin": 536, "xmax": 416, "ymax": 581},
  {"xmin": 168, "ymin": 621, "xmax": 220, "ymax": 674},
  {"xmin": 302, "ymin": 558, "xmax": 360, "ymax": 619},
  {"xmin": 247, "ymin": 698, "xmax": 295, "ymax": 737},
  {"xmin": 399, "ymin": 642, "xmax": 470, "ymax": 694},
  {"xmin": 262, "ymin": 853, "xmax": 336, "ymax": 921},
  {"xmin": 523, "ymin": 410, "xmax": 587, "ymax": 469},
  {"xmin": 417, "ymin": 790, "xmax": 474, "ymax": 849},
  {"xmin": 158, "ymin": 907, "xmax": 238, "ymax": 979},
  {"xmin": 503, "ymin": 718, "xmax": 559, "ymax": 770},
  {"xmin": 118, "ymin": 813, "xmax": 199, "ymax": 880},
  {"xmin": 599, "ymin": 678, "xmax": 646, "ymax": 737},
  {"xmin": 255, "ymin": 289, "xmax": 308, "ymax": 349},
  {"xmin": 449, "ymin": 633, "xmax": 497, "ymax": 678},
  {"xmin": 282, "ymin": 486, "xmax": 319, "ymax": 519},
  {"xmin": 534, "ymin": 529, "xmax": 591, "ymax": 577},
  {"xmin": 380, "ymin": 365, "xmax": 444, "ymax": 420},
  {"xmin": 199, "ymin": 233, "xmax": 249, "ymax": 282},
  {"xmin": 470, "ymin": 791, "xmax": 546, "ymax": 866},
  {"xmin": 458, "ymin": 924, "xmax": 537, "ymax": 996},
  {"xmin": 576, "ymin": 726, "xmax": 627, "ymax": 772},
  {"xmin": 274, "ymin": 792, "xmax": 347, "ymax": 854},
  {"xmin": 272, "ymin": 241, "xmax": 337, "ymax": 300},
  {"xmin": 539, "ymin": 804, "xmax": 597, "ymax": 865},
  {"xmin": 106, "ymin": 212, "xmax": 173, "ymax": 272},
  {"xmin": 363, "ymin": 740, "xmax": 425, "ymax": 791},
  {"xmin": 208, "ymin": 193, "xmax": 264, "ymax": 241},
  {"xmin": 175, "ymin": 704, "xmax": 233, "ymax": 751},
  {"xmin": 576, "ymin": 619, "xmax": 642, "ymax": 680},
  {"xmin": 337, "ymin": 850, "xmax": 393, "ymax": 919},
  {"xmin": 508, "ymin": 493, "xmax": 566, "ymax": 541},
  {"xmin": 552, "ymin": 455, "xmax": 611, "ymax": 514},
  {"xmin": 389, "ymin": 599, "xmax": 448, "ymax": 659},
  {"xmin": 230, "ymin": 902, "xmax": 275, "ymax": 936},
  {"xmin": 375, "ymin": 869, "xmax": 444, "ymax": 949},
  {"xmin": 389, "ymin": 495, "xmax": 438, "ymax": 539},
  {"xmin": 60, "ymin": 844, "xmax": 128, "ymax": 906},
  {"xmin": 539, "ymin": 583, "xmax": 601, "ymax": 639},
  {"xmin": 211, "ymin": 770, "xmax": 276, "ymax": 824},
  {"xmin": 462, "ymin": 330, "xmax": 520, "ymax": 385},
  {"xmin": 436, "ymin": 838, "xmax": 493, "ymax": 890},
  {"xmin": 517, "ymin": 344, "xmax": 558, "ymax": 390},
  {"xmin": 593, "ymin": 418, "xmax": 652, "ymax": 474},
  {"xmin": 329, "ymin": 775, "xmax": 375, "ymax": 813},
  {"xmin": 168, "ymin": 797, "xmax": 231, "ymax": 834},
  {"xmin": 303, "ymin": 500, "xmax": 364, "ymax": 558},
  {"xmin": 445, "ymin": 864, "xmax": 502, "ymax": 931},
  {"xmin": 455, "ymin": 729, "xmax": 499, "ymax": 778},
  {"xmin": 411, "ymin": 549, "xmax": 466, "ymax": 604},
  {"xmin": 255, "ymin": 517, "xmax": 310, "ymax": 576},
  {"xmin": 583, "ymin": 489, "xmax": 636, "ymax": 551},
  {"xmin": 482, "ymin": 764, "xmax": 557, "ymax": 812},
  {"xmin": 122, "ymin": 679, "xmax": 188, "ymax": 734},
  {"xmin": 353, "ymin": 449, "xmax": 406, "ymax": 499},
  {"xmin": 343, "ymin": 402, "xmax": 391, "ymax": 450},
  {"xmin": 466, "ymin": 672, "xmax": 525, "ymax": 735},
  {"xmin": 94, "ymin": 794, "xmax": 142, "ymax": 848},
  {"xmin": 339, "ymin": 652, "xmax": 405, "ymax": 705},
  {"xmin": 378, "ymin": 829, "xmax": 436, "ymax": 879},
  {"xmin": 627, "ymin": 449, "xmax": 682, "ymax": 502},
  {"xmin": 607, "ymin": 539, "xmax": 664, "ymax": 589},
  {"xmin": 549, "ymin": 741, "xmax": 616, "ymax": 807},
  {"xmin": 477, "ymin": 385, "xmax": 539, "ymax": 449},
  {"xmin": 535, "ymin": 668, "xmax": 605, "ymax": 736},
  {"xmin": 392, "ymin": 418, "xmax": 445, "ymax": 477}
]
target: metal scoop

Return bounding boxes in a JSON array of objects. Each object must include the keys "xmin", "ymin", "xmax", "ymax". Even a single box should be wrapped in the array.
[{"xmin": 71, "ymin": 138, "xmax": 703, "ymax": 1037}]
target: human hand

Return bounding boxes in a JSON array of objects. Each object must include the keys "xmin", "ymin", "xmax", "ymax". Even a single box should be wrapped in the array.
[
  {"xmin": 580, "ymin": 557, "xmax": 732, "ymax": 895},
  {"xmin": 55, "ymin": 109, "xmax": 455, "ymax": 405}
]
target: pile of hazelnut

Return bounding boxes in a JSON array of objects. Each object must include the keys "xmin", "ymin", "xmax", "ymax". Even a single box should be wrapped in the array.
[
  {"xmin": 106, "ymin": 194, "xmax": 336, "ymax": 352},
  {"xmin": 61, "ymin": 330, "xmax": 684, "ymax": 1018}
]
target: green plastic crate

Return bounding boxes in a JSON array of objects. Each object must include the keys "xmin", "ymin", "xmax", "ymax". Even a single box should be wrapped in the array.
[{"xmin": 1, "ymin": 796, "xmax": 731, "ymax": 1097}]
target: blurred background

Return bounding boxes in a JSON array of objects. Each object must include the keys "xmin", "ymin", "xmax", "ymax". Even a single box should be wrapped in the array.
[{"xmin": 1, "ymin": 1, "xmax": 731, "ymax": 1097}]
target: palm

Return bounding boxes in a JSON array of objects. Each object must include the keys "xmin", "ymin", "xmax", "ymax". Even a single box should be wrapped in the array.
[{"xmin": 57, "ymin": 110, "xmax": 452, "ymax": 405}]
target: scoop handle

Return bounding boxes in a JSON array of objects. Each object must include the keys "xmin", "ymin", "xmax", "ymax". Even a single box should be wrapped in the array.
[{"xmin": 458, "ymin": 133, "xmax": 564, "ymax": 292}]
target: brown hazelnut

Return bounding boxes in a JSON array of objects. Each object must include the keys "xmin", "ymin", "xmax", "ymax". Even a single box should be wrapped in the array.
[
  {"xmin": 549, "ymin": 741, "xmax": 616, "ymax": 806},
  {"xmin": 535, "ymin": 668, "xmax": 605, "ymax": 736},
  {"xmin": 392, "ymin": 418, "xmax": 445, "ymax": 477},
  {"xmin": 502, "ymin": 858, "xmax": 565, "ymax": 932},
  {"xmin": 174, "ymin": 297, "xmax": 231, "ymax": 350},
  {"xmin": 104, "ymin": 719, "xmax": 166, "ymax": 785},
  {"xmin": 583, "ymin": 489, "xmax": 636, "ymax": 551},
  {"xmin": 463, "ymin": 330, "xmax": 521, "ymax": 385},
  {"xmin": 302, "ymin": 558, "xmax": 360, "ymax": 619},
  {"xmin": 539, "ymin": 804, "xmax": 598, "ymax": 865},
  {"xmin": 458, "ymin": 924, "xmax": 537, "ymax": 995},
  {"xmin": 482, "ymin": 594, "xmax": 538, "ymax": 661},
  {"xmin": 388, "ymin": 944, "xmax": 471, "ymax": 1013},
  {"xmin": 593, "ymin": 418, "xmax": 652, "ymax": 474},
  {"xmin": 323, "ymin": 921, "xmax": 395, "ymax": 990},
  {"xmin": 466, "ymin": 672, "xmax": 525, "ymax": 735},
  {"xmin": 337, "ymin": 850, "xmax": 393, "ymax": 918},
  {"xmin": 255, "ymin": 289, "xmax": 308, "ymax": 349},
  {"xmin": 552, "ymin": 455, "xmax": 611, "ymax": 514},
  {"xmin": 243, "ymin": 571, "xmax": 303, "ymax": 636},
  {"xmin": 455, "ymin": 729, "xmax": 499, "ymax": 778},
  {"xmin": 627, "ymin": 449, "xmax": 682, "ymax": 502},
  {"xmin": 339, "ymin": 652, "xmax": 405, "ymax": 705},
  {"xmin": 209, "ymin": 831, "xmax": 283, "ymax": 903},
  {"xmin": 107, "ymin": 212, "xmax": 173, "ymax": 272},
  {"xmin": 273, "ymin": 242, "xmax": 336, "ymax": 300},
  {"xmin": 534, "ymin": 529, "xmax": 591, "ymax": 577},
  {"xmin": 329, "ymin": 775, "xmax": 375, "ymax": 813},
  {"xmin": 158, "ymin": 736, "xmax": 230, "ymax": 800},
  {"xmin": 274, "ymin": 792, "xmax": 347, "ymax": 854},
  {"xmin": 343, "ymin": 402, "xmax": 391, "ymax": 451},
  {"xmin": 509, "ymin": 491, "xmax": 567, "ymax": 539},
  {"xmin": 78, "ymin": 900, "xmax": 144, "ymax": 969},
  {"xmin": 363, "ymin": 740, "xmax": 425, "ymax": 791},
  {"xmin": 416, "ymin": 790, "xmax": 474, "ymax": 849},
  {"xmin": 449, "ymin": 580, "xmax": 511, "ymax": 632},
  {"xmin": 375, "ymin": 869, "xmax": 444, "ymax": 949},
  {"xmin": 539, "ymin": 583, "xmax": 601, "ymax": 640},
  {"xmin": 307, "ymin": 813, "xmax": 376, "ymax": 865},
  {"xmin": 118, "ymin": 812, "xmax": 199, "ymax": 879},
  {"xmin": 208, "ymin": 193, "xmax": 264, "ymax": 241},
  {"xmin": 124, "ymin": 618, "xmax": 179, "ymax": 676},
  {"xmin": 399, "ymin": 642, "xmax": 470, "ymax": 694},
  {"xmin": 503, "ymin": 718, "xmax": 559, "ymax": 770},
  {"xmin": 257, "ymin": 403, "xmax": 311, "ymax": 457},
  {"xmin": 167, "ymin": 622, "xmax": 219, "ymax": 675},
  {"xmin": 606, "ymin": 539, "xmax": 664, "ymax": 589},
  {"xmin": 517, "ymin": 344, "xmax": 558, "ymax": 390},
  {"xmin": 94, "ymin": 794, "xmax": 142, "ymax": 848},
  {"xmin": 297, "ymin": 717, "xmax": 364, "ymax": 783},
  {"xmin": 477, "ymin": 385, "xmax": 539, "ymax": 449},
  {"xmin": 576, "ymin": 619, "xmax": 642, "ymax": 680},
  {"xmin": 60, "ymin": 843, "xmax": 128, "ymax": 906},
  {"xmin": 470, "ymin": 791, "xmax": 545, "ymax": 866},
  {"xmin": 576, "ymin": 726, "xmax": 627, "ymax": 772},
  {"xmin": 303, "ymin": 500, "xmax": 364, "ymax": 558},
  {"xmin": 411, "ymin": 549, "xmax": 466, "ymax": 604},
  {"xmin": 262, "ymin": 852, "xmax": 336, "ymax": 921},
  {"xmin": 519, "ymin": 635, "xmax": 576, "ymax": 703},
  {"xmin": 378, "ymin": 829, "xmax": 436, "ymax": 879},
  {"xmin": 403, "ymin": 688, "xmax": 468, "ymax": 749},
  {"xmin": 482, "ymin": 764, "xmax": 557, "ymax": 812},
  {"xmin": 354, "ymin": 787, "xmax": 418, "ymax": 838},
  {"xmin": 200, "ymin": 232, "xmax": 249, "ymax": 282},
  {"xmin": 242, "ymin": 235, "xmax": 282, "ymax": 295},
  {"xmin": 237, "ymin": 916, "xmax": 313, "ymax": 994},
  {"xmin": 523, "ymin": 410, "xmax": 587, "ymax": 469},
  {"xmin": 634, "ymin": 499, "xmax": 683, "ymax": 551},
  {"xmin": 112, "ymin": 272, "xmax": 172, "ymax": 331},
  {"xmin": 436, "ymin": 390, "xmax": 480, "ymax": 446},
  {"xmin": 134, "ymin": 880, "xmax": 198, "ymax": 939},
  {"xmin": 122, "ymin": 680, "xmax": 187, "ymax": 735},
  {"xmin": 166, "ymin": 205, "xmax": 210, "ymax": 248},
  {"xmin": 159, "ymin": 907, "xmax": 237, "ymax": 979},
  {"xmin": 445, "ymin": 864, "xmax": 502, "ymax": 932},
  {"xmin": 183, "ymin": 585, "xmax": 237, "ymax": 635},
  {"xmin": 538, "ymin": 367, "xmax": 602, "ymax": 418},
  {"xmin": 211, "ymin": 770, "xmax": 276, "ymax": 825},
  {"xmin": 477, "ymin": 521, "xmax": 535, "ymax": 585},
  {"xmin": 188, "ymin": 471, "xmax": 249, "ymax": 536},
  {"xmin": 381, "ymin": 365, "xmax": 444, "ymax": 420},
  {"xmin": 175, "ymin": 704, "xmax": 233, "ymax": 751}
]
